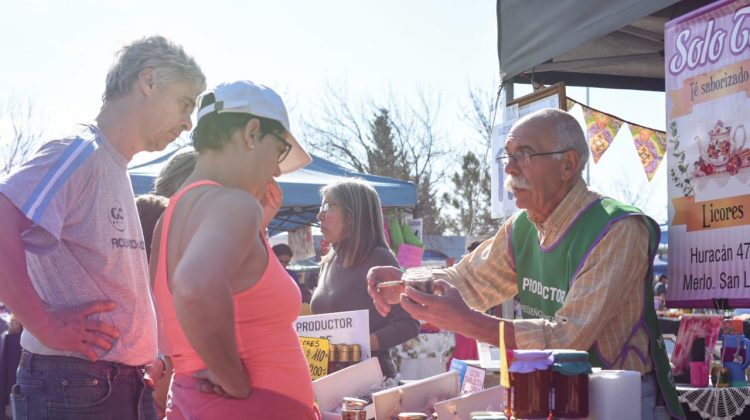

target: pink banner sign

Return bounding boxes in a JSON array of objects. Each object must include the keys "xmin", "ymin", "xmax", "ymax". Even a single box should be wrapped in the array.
[
  {"xmin": 397, "ymin": 244, "xmax": 423, "ymax": 268},
  {"xmin": 666, "ymin": 0, "xmax": 750, "ymax": 308}
]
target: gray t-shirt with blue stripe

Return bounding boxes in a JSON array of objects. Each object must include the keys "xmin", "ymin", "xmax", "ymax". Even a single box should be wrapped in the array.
[{"xmin": 0, "ymin": 124, "xmax": 156, "ymax": 366}]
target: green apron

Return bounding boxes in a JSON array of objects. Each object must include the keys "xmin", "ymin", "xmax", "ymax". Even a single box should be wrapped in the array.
[{"xmin": 511, "ymin": 198, "xmax": 684, "ymax": 419}]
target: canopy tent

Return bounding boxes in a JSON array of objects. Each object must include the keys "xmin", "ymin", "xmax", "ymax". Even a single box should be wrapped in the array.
[
  {"xmin": 497, "ymin": 0, "xmax": 714, "ymax": 91},
  {"xmin": 128, "ymin": 147, "xmax": 417, "ymax": 234}
]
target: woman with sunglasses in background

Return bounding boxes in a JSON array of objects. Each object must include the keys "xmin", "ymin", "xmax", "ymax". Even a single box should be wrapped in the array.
[{"xmin": 311, "ymin": 179, "xmax": 420, "ymax": 378}]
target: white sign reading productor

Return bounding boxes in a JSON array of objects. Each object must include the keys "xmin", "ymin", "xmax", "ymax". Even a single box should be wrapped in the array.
[{"xmin": 294, "ymin": 309, "xmax": 371, "ymax": 360}]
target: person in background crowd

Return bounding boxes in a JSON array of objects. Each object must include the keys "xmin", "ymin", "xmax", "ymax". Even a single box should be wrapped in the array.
[
  {"xmin": 653, "ymin": 274, "xmax": 668, "ymax": 301},
  {"xmin": 136, "ymin": 150, "xmax": 197, "ymax": 260},
  {"xmin": 311, "ymin": 179, "xmax": 420, "ymax": 378},
  {"xmin": 136, "ymin": 195, "xmax": 169, "ymax": 261},
  {"xmin": 368, "ymin": 108, "xmax": 683, "ymax": 420},
  {"xmin": 150, "ymin": 80, "xmax": 319, "ymax": 418},
  {"xmin": 272, "ymin": 243, "xmax": 313, "ymax": 315},
  {"xmin": 466, "ymin": 240, "xmax": 482, "ymax": 254},
  {"xmin": 135, "ymin": 149, "xmax": 197, "ymax": 417},
  {"xmin": 272, "ymin": 243, "xmax": 301, "ymax": 286},
  {"xmin": 0, "ymin": 35, "xmax": 204, "ymax": 420},
  {"xmin": 154, "ymin": 150, "xmax": 197, "ymax": 198},
  {"xmin": 652, "ymin": 274, "xmax": 668, "ymax": 312}
]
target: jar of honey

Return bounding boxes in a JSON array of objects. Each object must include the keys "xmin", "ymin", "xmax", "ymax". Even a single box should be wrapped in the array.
[
  {"xmin": 402, "ymin": 267, "xmax": 434, "ymax": 294},
  {"xmin": 507, "ymin": 350, "xmax": 552, "ymax": 419},
  {"xmin": 551, "ymin": 350, "xmax": 591, "ymax": 418}
]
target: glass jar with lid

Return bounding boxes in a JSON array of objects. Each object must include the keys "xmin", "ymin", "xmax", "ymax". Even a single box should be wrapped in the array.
[
  {"xmin": 402, "ymin": 267, "xmax": 434, "ymax": 294},
  {"xmin": 340, "ymin": 397, "xmax": 367, "ymax": 420},
  {"xmin": 551, "ymin": 350, "xmax": 591, "ymax": 418},
  {"xmin": 506, "ymin": 349, "xmax": 552, "ymax": 419}
]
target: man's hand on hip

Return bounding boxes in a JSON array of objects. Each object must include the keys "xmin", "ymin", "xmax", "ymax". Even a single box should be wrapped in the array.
[{"xmin": 41, "ymin": 300, "xmax": 119, "ymax": 361}]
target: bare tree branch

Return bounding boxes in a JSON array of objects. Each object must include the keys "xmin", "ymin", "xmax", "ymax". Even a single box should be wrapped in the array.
[
  {"xmin": 302, "ymin": 82, "xmax": 450, "ymax": 234},
  {"xmin": 1, "ymin": 96, "xmax": 45, "ymax": 175}
]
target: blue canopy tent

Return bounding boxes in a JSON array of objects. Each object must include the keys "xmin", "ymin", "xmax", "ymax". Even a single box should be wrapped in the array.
[{"xmin": 128, "ymin": 147, "xmax": 418, "ymax": 234}]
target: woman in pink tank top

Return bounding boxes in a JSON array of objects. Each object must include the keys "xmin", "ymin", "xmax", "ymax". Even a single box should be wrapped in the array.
[{"xmin": 150, "ymin": 80, "xmax": 319, "ymax": 419}]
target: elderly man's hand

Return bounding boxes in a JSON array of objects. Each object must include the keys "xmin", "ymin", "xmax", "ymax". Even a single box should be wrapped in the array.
[
  {"xmin": 367, "ymin": 266, "xmax": 403, "ymax": 317},
  {"xmin": 400, "ymin": 279, "xmax": 475, "ymax": 333}
]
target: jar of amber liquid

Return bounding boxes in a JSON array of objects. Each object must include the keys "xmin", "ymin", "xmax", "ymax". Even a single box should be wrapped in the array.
[
  {"xmin": 340, "ymin": 397, "xmax": 367, "ymax": 420},
  {"xmin": 402, "ymin": 267, "xmax": 434, "ymax": 294},
  {"xmin": 551, "ymin": 350, "xmax": 591, "ymax": 418},
  {"xmin": 507, "ymin": 350, "xmax": 552, "ymax": 419}
]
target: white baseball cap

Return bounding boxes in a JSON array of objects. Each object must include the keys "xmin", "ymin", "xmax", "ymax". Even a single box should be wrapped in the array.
[{"xmin": 196, "ymin": 80, "xmax": 312, "ymax": 174}]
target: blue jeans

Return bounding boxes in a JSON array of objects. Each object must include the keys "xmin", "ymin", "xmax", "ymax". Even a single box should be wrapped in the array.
[
  {"xmin": 642, "ymin": 371, "xmax": 671, "ymax": 420},
  {"xmin": 11, "ymin": 350, "xmax": 157, "ymax": 420}
]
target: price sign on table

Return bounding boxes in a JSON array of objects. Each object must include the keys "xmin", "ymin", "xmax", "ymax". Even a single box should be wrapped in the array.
[{"xmin": 299, "ymin": 336, "xmax": 330, "ymax": 379}]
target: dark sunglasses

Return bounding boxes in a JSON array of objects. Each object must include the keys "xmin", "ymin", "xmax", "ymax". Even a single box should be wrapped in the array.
[{"xmin": 269, "ymin": 132, "xmax": 293, "ymax": 164}]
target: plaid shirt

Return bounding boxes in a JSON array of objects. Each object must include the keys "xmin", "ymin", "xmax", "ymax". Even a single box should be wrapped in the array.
[{"xmin": 439, "ymin": 180, "xmax": 653, "ymax": 374}]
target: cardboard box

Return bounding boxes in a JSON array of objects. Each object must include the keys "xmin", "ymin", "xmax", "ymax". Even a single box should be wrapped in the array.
[
  {"xmin": 372, "ymin": 371, "xmax": 459, "ymax": 420},
  {"xmin": 433, "ymin": 385, "xmax": 504, "ymax": 419},
  {"xmin": 313, "ymin": 357, "xmax": 383, "ymax": 420}
]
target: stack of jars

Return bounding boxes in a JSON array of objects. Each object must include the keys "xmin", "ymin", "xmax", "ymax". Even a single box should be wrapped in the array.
[
  {"xmin": 502, "ymin": 349, "xmax": 592, "ymax": 419},
  {"xmin": 328, "ymin": 343, "xmax": 362, "ymax": 374}
]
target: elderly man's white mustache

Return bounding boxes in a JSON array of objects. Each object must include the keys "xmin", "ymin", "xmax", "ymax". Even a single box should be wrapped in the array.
[{"xmin": 505, "ymin": 174, "xmax": 531, "ymax": 191}]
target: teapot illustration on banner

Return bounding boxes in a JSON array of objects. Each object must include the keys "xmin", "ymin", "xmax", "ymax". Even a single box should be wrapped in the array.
[{"xmin": 695, "ymin": 120, "xmax": 746, "ymax": 166}]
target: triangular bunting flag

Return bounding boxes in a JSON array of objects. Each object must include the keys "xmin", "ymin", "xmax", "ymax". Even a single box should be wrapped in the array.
[
  {"xmin": 630, "ymin": 125, "xmax": 667, "ymax": 181},
  {"xmin": 582, "ymin": 107, "xmax": 623, "ymax": 163},
  {"xmin": 566, "ymin": 98, "xmax": 575, "ymax": 111}
]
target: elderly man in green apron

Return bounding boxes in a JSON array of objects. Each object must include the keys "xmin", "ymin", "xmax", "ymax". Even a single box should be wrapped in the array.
[{"xmin": 368, "ymin": 108, "xmax": 683, "ymax": 420}]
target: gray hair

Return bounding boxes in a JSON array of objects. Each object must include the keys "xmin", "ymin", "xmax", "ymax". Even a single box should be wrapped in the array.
[
  {"xmin": 521, "ymin": 108, "xmax": 589, "ymax": 173},
  {"xmin": 320, "ymin": 179, "xmax": 390, "ymax": 268},
  {"xmin": 103, "ymin": 35, "xmax": 206, "ymax": 103}
]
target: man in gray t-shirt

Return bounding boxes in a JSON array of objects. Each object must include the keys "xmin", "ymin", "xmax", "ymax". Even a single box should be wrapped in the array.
[{"xmin": 0, "ymin": 36, "xmax": 204, "ymax": 420}]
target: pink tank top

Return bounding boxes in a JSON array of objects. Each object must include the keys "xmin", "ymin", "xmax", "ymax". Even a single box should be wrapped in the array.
[{"xmin": 153, "ymin": 181, "xmax": 313, "ymax": 406}]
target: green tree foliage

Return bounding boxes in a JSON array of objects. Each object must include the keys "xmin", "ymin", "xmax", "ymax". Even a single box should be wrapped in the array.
[
  {"xmin": 441, "ymin": 85, "xmax": 501, "ymax": 236},
  {"xmin": 442, "ymin": 151, "xmax": 498, "ymax": 236}
]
